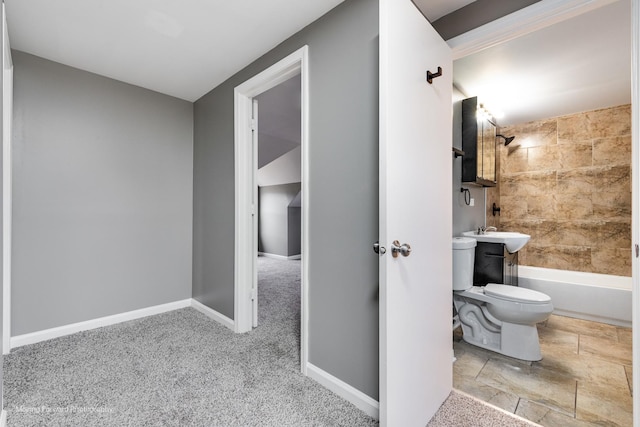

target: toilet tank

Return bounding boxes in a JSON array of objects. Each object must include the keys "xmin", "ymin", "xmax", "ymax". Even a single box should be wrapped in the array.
[{"xmin": 452, "ymin": 237, "xmax": 476, "ymax": 291}]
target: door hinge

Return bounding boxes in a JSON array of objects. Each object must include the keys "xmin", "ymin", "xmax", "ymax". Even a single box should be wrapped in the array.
[
  {"xmin": 635, "ymin": 244, "xmax": 639, "ymax": 258},
  {"xmin": 251, "ymin": 288, "xmax": 257, "ymax": 301},
  {"xmin": 250, "ymin": 118, "xmax": 257, "ymax": 131}
]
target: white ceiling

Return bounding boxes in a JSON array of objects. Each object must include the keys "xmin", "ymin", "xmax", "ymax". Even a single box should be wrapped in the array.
[
  {"xmin": 452, "ymin": 0, "xmax": 631, "ymax": 126},
  {"xmin": 4, "ymin": 0, "xmax": 345, "ymax": 102},
  {"xmin": 5, "ymin": 0, "xmax": 629, "ymax": 127}
]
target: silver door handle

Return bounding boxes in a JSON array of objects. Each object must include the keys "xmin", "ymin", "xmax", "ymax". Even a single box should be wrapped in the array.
[
  {"xmin": 373, "ymin": 242, "xmax": 386, "ymax": 255},
  {"xmin": 391, "ymin": 240, "xmax": 411, "ymax": 258}
]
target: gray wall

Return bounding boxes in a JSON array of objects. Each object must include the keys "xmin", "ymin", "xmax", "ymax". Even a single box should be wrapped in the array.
[
  {"xmin": 430, "ymin": 0, "xmax": 541, "ymax": 40},
  {"xmin": 193, "ymin": 0, "xmax": 379, "ymax": 400},
  {"xmin": 287, "ymin": 207, "xmax": 301, "ymax": 256},
  {"xmin": 452, "ymin": 98, "xmax": 486, "ymax": 236},
  {"xmin": 258, "ymin": 183, "xmax": 301, "ymax": 257},
  {"xmin": 11, "ymin": 51, "xmax": 194, "ymax": 335}
]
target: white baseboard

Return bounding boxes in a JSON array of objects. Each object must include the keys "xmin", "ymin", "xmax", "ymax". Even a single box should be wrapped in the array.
[
  {"xmin": 306, "ymin": 362, "xmax": 379, "ymax": 420},
  {"xmin": 10, "ymin": 299, "xmax": 192, "ymax": 349},
  {"xmin": 190, "ymin": 299, "xmax": 235, "ymax": 331},
  {"xmin": 0, "ymin": 409, "xmax": 6, "ymax": 427},
  {"xmin": 258, "ymin": 252, "xmax": 301, "ymax": 261}
]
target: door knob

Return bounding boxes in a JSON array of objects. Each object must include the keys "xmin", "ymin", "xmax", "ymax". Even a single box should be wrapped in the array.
[
  {"xmin": 391, "ymin": 240, "xmax": 411, "ymax": 258},
  {"xmin": 373, "ymin": 242, "xmax": 386, "ymax": 255}
]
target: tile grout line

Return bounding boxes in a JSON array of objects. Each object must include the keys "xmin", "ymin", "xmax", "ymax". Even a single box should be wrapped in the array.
[
  {"xmin": 513, "ymin": 397, "xmax": 521, "ymax": 415},
  {"xmin": 625, "ymin": 364, "xmax": 633, "ymax": 396},
  {"xmin": 474, "ymin": 357, "xmax": 491, "ymax": 381},
  {"xmin": 573, "ymin": 380, "xmax": 578, "ymax": 419}
]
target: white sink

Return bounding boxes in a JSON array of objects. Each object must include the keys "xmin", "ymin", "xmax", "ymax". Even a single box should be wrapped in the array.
[{"xmin": 462, "ymin": 230, "xmax": 531, "ymax": 253}]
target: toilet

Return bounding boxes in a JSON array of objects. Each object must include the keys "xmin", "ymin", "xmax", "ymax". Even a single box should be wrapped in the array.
[{"xmin": 452, "ymin": 237, "xmax": 553, "ymax": 361}]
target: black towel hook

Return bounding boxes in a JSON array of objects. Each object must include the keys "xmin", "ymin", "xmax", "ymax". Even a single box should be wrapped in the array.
[{"xmin": 426, "ymin": 66, "xmax": 443, "ymax": 84}]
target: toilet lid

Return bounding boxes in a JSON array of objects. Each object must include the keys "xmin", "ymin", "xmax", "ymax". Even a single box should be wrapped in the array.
[{"xmin": 484, "ymin": 283, "xmax": 551, "ymax": 303}]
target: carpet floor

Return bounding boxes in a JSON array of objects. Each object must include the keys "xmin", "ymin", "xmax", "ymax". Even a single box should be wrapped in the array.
[
  {"xmin": 3, "ymin": 257, "xmax": 378, "ymax": 426},
  {"xmin": 4, "ymin": 257, "xmax": 539, "ymax": 426},
  {"xmin": 428, "ymin": 391, "xmax": 538, "ymax": 427}
]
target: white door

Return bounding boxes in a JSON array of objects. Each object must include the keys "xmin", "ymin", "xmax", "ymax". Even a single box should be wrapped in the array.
[{"xmin": 379, "ymin": 0, "xmax": 453, "ymax": 425}]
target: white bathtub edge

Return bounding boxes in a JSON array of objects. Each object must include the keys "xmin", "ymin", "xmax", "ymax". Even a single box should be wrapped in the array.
[
  {"xmin": 519, "ymin": 265, "xmax": 632, "ymax": 291},
  {"xmin": 518, "ymin": 268, "xmax": 632, "ymax": 327}
]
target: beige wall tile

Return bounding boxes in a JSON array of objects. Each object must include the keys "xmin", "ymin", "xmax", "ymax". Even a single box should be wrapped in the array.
[
  {"xmin": 502, "ymin": 119, "xmax": 557, "ymax": 148},
  {"xmin": 501, "ymin": 146, "xmax": 528, "ymax": 174},
  {"xmin": 587, "ymin": 104, "xmax": 632, "ymax": 139},
  {"xmin": 557, "ymin": 221, "xmax": 599, "ymax": 247},
  {"xmin": 592, "ymin": 248, "xmax": 632, "ymax": 276},
  {"xmin": 556, "ymin": 194, "xmax": 592, "ymax": 220},
  {"xmin": 500, "ymin": 195, "xmax": 528, "ymax": 222},
  {"xmin": 596, "ymin": 221, "xmax": 632, "ymax": 249},
  {"xmin": 518, "ymin": 247, "xmax": 531, "ymax": 266},
  {"xmin": 527, "ymin": 195, "xmax": 557, "ymax": 220},
  {"xmin": 533, "ymin": 220, "xmax": 561, "ymax": 246},
  {"xmin": 558, "ymin": 143, "xmax": 592, "ymax": 170},
  {"xmin": 558, "ymin": 104, "xmax": 631, "ymax": 142},
  {"xmin": 592, "ymin": 191, "xmax": 631, "ymax": 220},
  {"xmin": 593, "ymin": 135, "xmax": 632, "ymax": 166},
  {"xmin": 596, "ymin": 165, "xmax": 631, "ymax": 193},
  {"xmin": 557, "ymin": 169, "xmax": 593, "ymax": 194},
  {"xmin": 558, "ymin": 111, "xmax": 591, "ymax": 141},
  {"xmin": 493, "ymin": 106, "xmax": 630, "ymax": 275},
  {"xmin": 503, "ymin": 171, "xmax": 558, "ymax": 197},
  {"xmin": 527, "ymin": 145, "xmax": 559, "ymax": 172},
  {"xmin": 523, "ymin": 245, "xmax": 591, "ymax": 271}
]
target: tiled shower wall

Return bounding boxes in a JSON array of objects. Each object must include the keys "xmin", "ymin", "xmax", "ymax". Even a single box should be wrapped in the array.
[{"xmin": 495, "ymin": 104, "xmax": 632, "ymax": 276}]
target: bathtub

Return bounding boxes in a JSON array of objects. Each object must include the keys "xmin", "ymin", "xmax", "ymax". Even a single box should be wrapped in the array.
[{"xmin": 518, "ymin": 266, "xmax": 632, "ymax": 327}]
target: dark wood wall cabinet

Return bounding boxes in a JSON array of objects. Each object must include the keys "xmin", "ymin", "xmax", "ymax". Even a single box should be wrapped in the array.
[{"xmin": 461, "ymin": 96, "xmax": 497, "ymax": 187}]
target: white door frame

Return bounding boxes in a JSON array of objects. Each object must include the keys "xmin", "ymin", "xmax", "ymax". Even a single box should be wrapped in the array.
[
  {"xmin": 233, "ymin": 46, "xmax": 309, "ymax": 373},
  {"xmin": 448, "ymin": 0, "xmax": 639, "ymax": 423},
  {"xmin": 2, "ymin": 3, "xmax": 12, "ymax": 356},
  {"xmin": 631, "ymin": 1, "xmax": 639, "ymax": 424}
]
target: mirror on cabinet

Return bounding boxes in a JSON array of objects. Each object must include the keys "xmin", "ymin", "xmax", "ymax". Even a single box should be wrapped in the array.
[{"xmin": 461, "ymin": 96, "xmax": 497, "ymax": 187}]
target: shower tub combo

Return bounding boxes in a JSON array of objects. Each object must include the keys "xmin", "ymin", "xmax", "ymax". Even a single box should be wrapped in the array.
[{"xmin": 518, "ymin": 266, "xmax": 632, "ymax": 327}]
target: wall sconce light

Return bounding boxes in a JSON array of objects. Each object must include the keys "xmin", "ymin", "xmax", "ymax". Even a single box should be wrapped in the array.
[{"xmin": 476, "ymin": 104, "xmax": 491, "ymax": 121}]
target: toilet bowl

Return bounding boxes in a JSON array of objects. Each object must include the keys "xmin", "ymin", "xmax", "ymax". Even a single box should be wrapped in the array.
[{"xmin": 452, "ymin": 237, "xmax": 553, "ymax": 361}]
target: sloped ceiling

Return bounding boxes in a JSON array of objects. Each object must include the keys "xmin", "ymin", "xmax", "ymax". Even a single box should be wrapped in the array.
[
  {"xmin": 256, "ymin": 74, "xmax": 301, "ymax": 169},
  {"xmin": 4, "ymin": 0, "xmax": 345, "ymax": 101}
]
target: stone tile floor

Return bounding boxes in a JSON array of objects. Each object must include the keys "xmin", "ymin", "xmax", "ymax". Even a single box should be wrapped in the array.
[{"xmin": 453, "ymin": 314, "xmax": 632, "ymax": 426}]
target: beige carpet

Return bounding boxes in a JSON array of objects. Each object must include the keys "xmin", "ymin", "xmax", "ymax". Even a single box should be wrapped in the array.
[{"xmin": 428, "ymin": 390, "xmax": 539, "ymax": 427}]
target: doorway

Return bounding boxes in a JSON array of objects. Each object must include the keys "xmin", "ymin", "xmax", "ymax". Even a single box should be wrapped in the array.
[
  {"xmin": 254, "ymin": 73, "xmax": 302, "ymax": 330},
  {"xmin": 234, "ymin": 46, "xmax": 309, "ymax": 372},
  {"xmin": 450, "ymin": 2, "xmax": 638, "ymax": 424}
]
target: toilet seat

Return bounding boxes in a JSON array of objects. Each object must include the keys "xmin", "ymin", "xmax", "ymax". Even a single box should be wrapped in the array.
[{"xmin": 484, "ymin": 283, "xmax": 551, "ymax": 304}]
